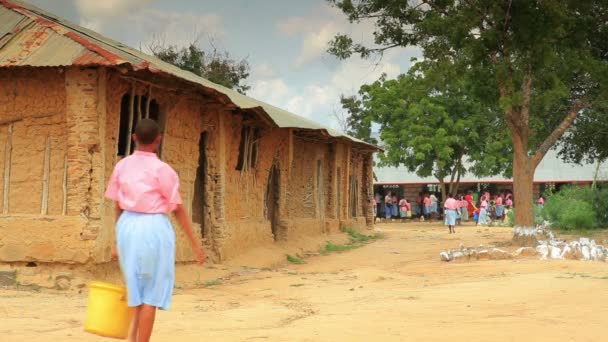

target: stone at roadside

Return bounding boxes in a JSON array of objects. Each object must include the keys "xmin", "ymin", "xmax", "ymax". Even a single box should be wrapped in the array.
[
  {"xmin": 55, "ymin": 276, "xmax": 71, "ymax": 291},
  {"xmin": 561, "ymin": 245, "xmax": 577, "ymax": 260},
  {"xmin": 514, "ymin": 247, "xmax": 537, "ymax": 257},
  {"xmin": 549, "ymin": 246, "xmax": 562, "ymax": 260},
  {"xmin": 591, "ymin": 247, "xmax": 604, "ymax": 261},
  {"xmin": 452, "ymin": 251, "xmax": 468, "ymax": 263},
  {"xmin": 536, "ymin": 245, "xmax": 549, "ymax": 260},
  {"xmin": 469, "ymin": 250, "xmax": 479, "ymax": 260},
  {"xmin": 580, "ymin": 237, "xmax": 590, "ymax": 246},
  {"xmin": 489, "ymin": 248, "xmax": 512, "ymax": 260},
  {"xmin": 477, "ymin": 250, "xmax": 490, "ymax": 260},
  {"xmin": 581, "ymin": 246, "xmax": 591, "ymax": 260},
  {"xmin": 439, "ymin": 252, "xmax": 451, "ymax": 262}
]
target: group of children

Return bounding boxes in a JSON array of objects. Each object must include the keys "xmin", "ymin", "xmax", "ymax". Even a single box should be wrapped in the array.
[{"xmin": 373, "ymin": 189, "xmax": 519, "ymax": 232}]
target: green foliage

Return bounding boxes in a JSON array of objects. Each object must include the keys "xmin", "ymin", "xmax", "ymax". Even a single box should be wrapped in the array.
[
  {"xmin": 341, "ymin": 227, "xmax": 381, "ymax": 243},
  {"xmin": 324, "ymin": 242, "xmax": 359, "ymax": 252},
  {"xmin": 286, "ymin": 254, "xmax": 306, "ymax": 264},
  {"xmin": 559, "ymin": 109, "xmax": 608, "ymax": 164},
  {"xmin": 203, "ymin": 280, "xmax": 222, "ymax": 287},
  {"xmin": 150, "ymin": 42, "xmax": 250, "ymax": 94},
  {"xmin": 341, "ymin": 65, "xmax": 511, "ymax": 197},
  {"xmin": 541, "ymin": 186, "xmax": 608, "ymax": 230}
]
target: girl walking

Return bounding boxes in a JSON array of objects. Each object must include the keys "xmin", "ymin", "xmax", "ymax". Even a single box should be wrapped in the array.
[{"xmin": 105, "ymin": 119, "xmax": 206, "ymax": 342}]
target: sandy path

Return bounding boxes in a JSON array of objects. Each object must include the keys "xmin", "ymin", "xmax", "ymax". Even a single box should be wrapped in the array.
[{"xmin": 2, "ymin": 223, "xmax": 608, "ymax": 341}]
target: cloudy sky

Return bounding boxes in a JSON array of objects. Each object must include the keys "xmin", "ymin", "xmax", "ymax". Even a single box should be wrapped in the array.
[{"xmin": 27, "ymin": 0, "xmax": 420, "ymax": 130}]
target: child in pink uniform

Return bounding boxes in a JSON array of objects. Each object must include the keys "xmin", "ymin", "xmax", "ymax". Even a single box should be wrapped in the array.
[{"xmin": 105, "ymin": 119, "xmax": 205, "ymax": 342}]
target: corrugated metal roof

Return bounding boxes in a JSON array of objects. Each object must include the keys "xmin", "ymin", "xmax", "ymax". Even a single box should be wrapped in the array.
[{"xmin": 0, "ymin": 0, "xmax": 378, "ymax": 150}]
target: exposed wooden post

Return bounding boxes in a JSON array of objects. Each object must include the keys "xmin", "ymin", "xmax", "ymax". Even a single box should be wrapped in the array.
[
  {"xmin": 137, "ymin": 92, "xmax": 142, "ymax": 120},
  {"xmin": 145, "ymin": 85, "xmax": 152, "ymax": 118},
  {"xmin": 41, "ymin": 135, "xmax": 51, "ymax": 215},
  {"xmin": 125, "ymin": 82, "xmax": 135, "ymax": 155},
  {"xmin": 62, "ymin": 152, "xmax": 67, "ymax": 215},
  {"xmin": 3, "ymin": 123, "xmax": 13, "ymax": 215}
]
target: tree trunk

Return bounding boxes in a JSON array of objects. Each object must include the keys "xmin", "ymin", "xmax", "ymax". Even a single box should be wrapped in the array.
[
  {"xmin": 512, "ymin": 142, "xmax": 535, "ymax": 227},
  {"xmin": 438, "ymin": 178, "xmax": 446, "ymax": 203},
  {"xmin": 592, "ymin": 158, "xmax": 604, "ymax": 190},
  {"xmin": 453, "ymin": 167, "xmax": 461, "ymax": 196}
]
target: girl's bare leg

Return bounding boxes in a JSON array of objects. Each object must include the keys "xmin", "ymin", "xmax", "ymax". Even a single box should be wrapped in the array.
[
  {"xmin": 137, "ymin": 304, "xmax": 157, "ymax": 342},
  {"xmin": 128, "ymin": 306, "xmax": 141, "ymax": 342}
]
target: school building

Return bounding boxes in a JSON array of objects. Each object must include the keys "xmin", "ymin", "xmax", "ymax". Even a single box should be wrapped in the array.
[
  {"xmin": 374, "ymin": 149, "xmax": 608, "ymax": 205},
  {"xmin": 0, "ymin": 0, "xmax": 377, "ymax": 265}
]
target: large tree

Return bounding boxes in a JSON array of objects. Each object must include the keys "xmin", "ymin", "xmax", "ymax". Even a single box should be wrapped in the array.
[
  {"xmin": 150, "ymin": 41, "xmax": 250, "ymax": 94},
  {"xmin": 328, "ymin": 0, "xmax": 608, "ymax": 227},
  {"xmin": 343, "ymin": 63, "xmax": 510, "ymax": 200}
]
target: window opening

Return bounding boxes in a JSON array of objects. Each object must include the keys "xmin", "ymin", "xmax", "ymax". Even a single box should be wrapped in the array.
[
  {"xmin": 117, "ymin": 93, "xmax": 159, "ymax": 157},
  {"xmin": 236, "ymin": 126, "xmax": 260, "ymax": 171}
]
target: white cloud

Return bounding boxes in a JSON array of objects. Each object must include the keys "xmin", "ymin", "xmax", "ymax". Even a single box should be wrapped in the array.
[
  {"xmin": 249, "ymin": 55, "xmax": 404, "ymax": 126},
  {"xmin": 73, "ymin": 0, "xmax": 224, "ymax": 49},
  {"xmin": 248, "ymin": 78, "xmax": 290, "ymax": 106},
  {"xmin": 131, "ymin": 9, "xmax": 224, "ymax": 50},
  {"xmin": 251, "ymin": 63, "xmax": 277, "ymax": 79},
  {"xmin": 277, "ymin": 5, "xmax": 378, "ymax": 69},
  {"xmin": 75, "ymin": 0, "xmax": 154, "ymax": 17}
]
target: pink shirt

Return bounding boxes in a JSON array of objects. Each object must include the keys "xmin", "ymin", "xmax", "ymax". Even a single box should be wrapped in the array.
[
  {"xmin": 444, "ymin": 198, "xmax": 458, "ymax": 210},
  {"xmin": 105, "ymin": 151, "xmax": 182, "ymax": 214},
  {"xmin": 460, "ymin": 199, "xmax": 467, "ymax": 208},
  {"xmin": 480, "ymin": 200, "xmax": 488, "ymax": 209},
  {"xmin": 424, "ymin": 197, "xmax": 431, "ymax": 206}
]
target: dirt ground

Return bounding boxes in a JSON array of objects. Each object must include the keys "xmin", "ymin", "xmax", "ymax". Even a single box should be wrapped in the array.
[{"xmin": 2, "ymin": 222, "xmax": 608, "ymax": 342}]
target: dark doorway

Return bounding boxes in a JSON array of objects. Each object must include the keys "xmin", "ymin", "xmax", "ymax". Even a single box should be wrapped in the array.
[
  {"xmin": 336, "ymin": 167, "xmax": 342, "ymax": 219},
  {"xmin": 266, "ymin": 164, "xmax": 280, "ymax": 241},
  {"xmin": 192, "ymin": 132, "xmax": 208, "ymax": 238}
]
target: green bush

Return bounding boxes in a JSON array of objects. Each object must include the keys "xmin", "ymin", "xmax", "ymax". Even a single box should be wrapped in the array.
[
  {"xmin": 558, "ymin": 200, "xmax": 597, "ymax": 230},
  {"xmin": 541, "ymin": 186, "xmax": 608, "ymax": 230}
]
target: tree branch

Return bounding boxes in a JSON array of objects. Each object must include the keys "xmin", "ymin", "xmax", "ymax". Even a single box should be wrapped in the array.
[{"xmin": 532, "ymin": 101, "xmax": 587, "ymax": 168}]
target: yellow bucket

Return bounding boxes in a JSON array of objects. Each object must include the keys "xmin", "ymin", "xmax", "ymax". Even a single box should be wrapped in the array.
[{"xmin": 84, "ymin": 281, "xmax": 135, "ymax": 339}]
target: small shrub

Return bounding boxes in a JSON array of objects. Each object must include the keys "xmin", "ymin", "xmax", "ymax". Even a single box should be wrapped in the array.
[
  {"xmin": 203, "ymin": 280, "xmax": 221, "ymax": 287},
  {"xmin": 324, "ymin": 242, "xmax": 359, "ymax": 252},
  {"xmin": 286, "ymin": 254, "xmax": 305, "ymax": 264},
  {"xmin": 341, "ymin": 227, "xmax": 382, "ymax": 243}
]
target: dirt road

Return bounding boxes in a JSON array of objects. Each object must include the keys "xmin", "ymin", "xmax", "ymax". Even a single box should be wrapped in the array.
[{"xmin": 2, "ymin": 223, "xmax": 608, "ymax": 341}]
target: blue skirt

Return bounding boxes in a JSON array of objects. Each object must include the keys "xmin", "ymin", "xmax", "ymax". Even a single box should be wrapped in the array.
[
  {"xmin": 391, "ymin": 204, "xmax": 399, "ymax": 217},
  {"xmin": 117, "ymin": 211, "xmax": 176, "ymax": 310},
  {"xmin": 444, "ymin": 209, "xmax": 457, "ymax": 226},
  {"xmin": 496, "ymin": 205, "xmax": 504, "ymax": 217},
  {"xmin": 385, "ymin": 204, "xmax": 392, "ymax": 218}
]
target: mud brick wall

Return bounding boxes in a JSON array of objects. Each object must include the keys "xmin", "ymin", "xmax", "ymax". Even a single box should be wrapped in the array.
[
  {"xmin": 0, "ymin": 66, "xmax": 376, "ymax": 264},
  {"xmin": 0, "ymin": 68, "xmax": 95, "ymax": 263}
]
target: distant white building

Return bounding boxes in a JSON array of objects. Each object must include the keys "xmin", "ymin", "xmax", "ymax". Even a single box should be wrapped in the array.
[{"xmin": 374, "ymin": 149, "xmax": 607, "ymax": 200}]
